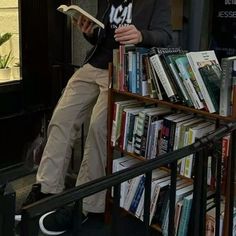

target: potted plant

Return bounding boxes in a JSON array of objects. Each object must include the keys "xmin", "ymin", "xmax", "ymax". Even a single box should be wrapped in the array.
[{"xmin": 0, "ymin": 33, "xmax": 13, "ymax": 80}]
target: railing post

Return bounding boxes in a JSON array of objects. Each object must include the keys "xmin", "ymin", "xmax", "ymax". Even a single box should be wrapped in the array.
[
  {"xmin": 190, "ymin": 146, "xmax": 208, "ymax": 236},
  {"xmin": 0, "ymin": 183, "xmax": 15, "ymax": 236},
  {"xmin": 72, "ymin": 199, "xmax": 83, "ymax": 235},
  {"xmin": 21, "ymin": 210, "xmax": 39, "ymax": 236},
  {"xmin": 143, "ymin": 171, "xmax": 152, "ymax": 236},
  {"xmin": 168, "ymin": 161, "xmax": 177, "ymax": 236},
  {"xmin": 224, "ymin": 129, "xmax": 236, "ymax": 236},
  {"xmin": 111, "ymin": 184, "xmax": 121, "ymax": 236},
  {"xmin": 214, "ymin": 139, "xmax": 223, "ymax": 236}
]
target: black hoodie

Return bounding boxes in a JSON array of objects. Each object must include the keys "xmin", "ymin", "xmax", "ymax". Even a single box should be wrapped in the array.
[{"xmin": 84, "ymin": 0, "xmax": 173, "ymax": 69}]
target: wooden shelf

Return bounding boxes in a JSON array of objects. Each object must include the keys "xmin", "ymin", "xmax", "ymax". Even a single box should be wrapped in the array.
[{"xmin": 111, "ymin": 89, "xmax": 236, "ymax": 122}]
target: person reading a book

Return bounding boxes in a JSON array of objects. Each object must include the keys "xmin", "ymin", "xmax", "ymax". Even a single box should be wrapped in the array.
[{"xmin": 21, "ymin": 0, "xmax": 173, "ymax": 235}]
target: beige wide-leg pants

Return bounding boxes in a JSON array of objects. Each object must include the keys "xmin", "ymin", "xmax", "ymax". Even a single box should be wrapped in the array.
[{"xmin": 36, "ymin": 63, "xmax": 108, "ymax": 213}]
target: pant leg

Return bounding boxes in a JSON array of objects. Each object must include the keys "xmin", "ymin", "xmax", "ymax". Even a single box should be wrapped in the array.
[
  {"xmin": 76, "ymin": 67, "xmax": 109, "ymax": 213},
  {"xmin": 37, "ymin": 64, "xmax": 100, "ymax": 194}
]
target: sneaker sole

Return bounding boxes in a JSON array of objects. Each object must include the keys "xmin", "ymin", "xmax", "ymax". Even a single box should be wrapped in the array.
[
  {"xmin": 39, "ymin": 211, "xmax": 66, "ymax": 235},
  {"xmin": 15, "ymin": 214, "xmax": 22, "ymax": 222}
]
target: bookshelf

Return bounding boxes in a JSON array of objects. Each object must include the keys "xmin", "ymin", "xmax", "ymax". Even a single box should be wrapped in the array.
[{"xmin": 106, "ymin": 47, "xmax": 236, "ymax": 235}]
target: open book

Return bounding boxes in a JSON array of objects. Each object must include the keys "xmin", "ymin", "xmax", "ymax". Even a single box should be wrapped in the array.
[{"xmin": 57, "ymin": 5, "xmax": 105, "ymax": 29}]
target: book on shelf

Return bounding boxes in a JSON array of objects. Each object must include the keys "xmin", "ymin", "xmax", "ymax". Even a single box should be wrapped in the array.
[
  {"xmin": 176, "ymin": 117, "xmax": 210, "ymax": 176},
  {"xmin": 129, "ymin": 175, "xmax": 146, "ymax": 214},
  {"xmin": 119, "ymin": 106, "xmax": 144, "ymax": 151},
  {"xmin": 184, "ymin": 121, "xmax": 216, "ymax": 178},
  {"xmin": 198, "ymin": 62, "xmax": 222, "ymax": 113},
  {"xmin": 152, "ymin": 179, "xmax": 190, "ymax": 226},
  {"xmin": 148, "ymin": 47, "xmax": 180, "ymax": 103},
  {"xmin": 161, "ymin": 183, "xmax": 193, "ymax": 235},
  {"xmin": 135, "ymin": 47, "xmax": 150, "ymax": 95},
  {"xmin": 112, "ymin": 156, "xmax": 141, "ymax": 208},
  {"xmin": 231, "ymin": 59, "xmax": 236, "ymax": 117},
  {"xmin": 135, "ymin": 169, "xmax": 170, "ymax": 218},
  {"xmin": 149, "ymin": 178, "xmax": 171, "ymax": 224},
  {"xmin": 172, "ymin": 114, "xmax": 195, "ymax": 151},
  {"xmin": 159, "ymin": 112, "xmax": 194, "ymax": 155},
  {"xmin": 143, "ymin": 55, "xmax": 159, "ymax": 98},
  {"xmin": 186, "ymin": 50, "xmax": 222, "ymax": 113},
  {"xmin": 133, "ymin": 106, "xmax": 162, "ymax": 156},
  {"xmin": 139, "ymin": 107, "xmax": 171, "ymax": 158},
  {"xmin": 221, "ymin": 134, "xmax": 231, "ymax": 195},
  {"xmin": 111, "ymin": 99, "xmax": 142, "ymax": 147},
  {"xmin": 137, "ymin": 175, "xmax": 171, "ymax": 222},
  {"xmin": 57, "ymin": 4, "xmax": 105, "ymax": 29},
  {"xmin": 175, "ymin": 55, "xmax": 205, "ymax": 110},
  {"xmin": 122, "ymin": 107, "xmax": 144, "ymax": 152},
  {"xmin": 124, "ymin": 174, "xmax": 144, "ymax": 211},
  {"xmin": 220, "ymin": 56, "xmax": 236, "ymax": 116},
  {"xmin": 174, "ymin": 200, "xmax": 184, "ymax": 235},
  {"xmin": 127, "ymin": 48, "xmax": 137, "ymax": 93},
  {"xmin": 177, "ymin": 193, "xmax": 193, "ymax": 236},
  {"xmin": 161, "ymin": 52, "xmax": 192, "ymax": 106},
  {"xmin": 205, "ymin": 202, "xmax": 225, "ymax": 236},
  {"xmin": 112, "ymin": 49, "xmax": 119, "ymax": 90},
  {"xmin": 146, "ymin": 119, "xmax": 163, "ymax": 159}
]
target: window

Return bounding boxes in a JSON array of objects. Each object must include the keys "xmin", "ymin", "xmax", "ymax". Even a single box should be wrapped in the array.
[{"xmin": 0, "ymin": 0, "xmax": 20, "ymax": 83}]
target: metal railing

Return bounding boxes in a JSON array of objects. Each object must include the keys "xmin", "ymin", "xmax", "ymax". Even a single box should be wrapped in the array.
[{"xmin": 18, "ymin": 121, "xmax": 236, "ymax": 236}]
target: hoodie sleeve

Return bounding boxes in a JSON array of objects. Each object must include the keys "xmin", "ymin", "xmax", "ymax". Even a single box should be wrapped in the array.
[{"xmin": 138, "ymin": 0, "xmax": 173, "ymax": 47}]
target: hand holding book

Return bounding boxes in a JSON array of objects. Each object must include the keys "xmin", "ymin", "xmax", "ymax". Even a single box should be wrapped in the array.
[{"xmin": 73, "ymin": 15, "xmax": 95, "ymax": 37}]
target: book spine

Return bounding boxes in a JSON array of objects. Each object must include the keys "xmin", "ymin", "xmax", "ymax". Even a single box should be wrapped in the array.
[
  {"xmin": 231, "ymin": 60, "xmax": 236, "ymax": 117},
  {"xmin": 134, "ymin": 112, "xmax": 145, "ymax": 155},
  {"xmin": 111, "ymin": 102, "xmax": 118, "ymax": 146},
  {"xmin": 140, "ymin": 113, "xmax": 151, "ymax": 157},
  {"xmin": 118, "ymin": 110, "xmax": 127, "ymax": 150},
  {"xmin": 129, "ymin": 175, "xmax": 145, "ymax": 214},
  {"xmin": 112, "ymin": 49, "xmax": 119, "ymax": 90},
  {"xmin": 119, "ymin": 45, "xmax": 126, "ymax": 91},
  {"xmin": 175, "ymin": 58, "xmax": 204, "ymax": 110},
  {"xmin": 221, "ymin": 135, "xmax": 230, "ymax": 195},
  {"xmin": 126, "ymin": 113, "xmax": 136, "ymax": 152},
  {"xmin": 149, "ymin": 53, "xmax": 177, "ymax": 102},
  {"xmin": 123, "ymin": 175, "xmax": 142, "ymax": 211},
  {"xmin": 144, "ymin": 55, "xmax": 158, "ymax": 98},
  {"xmin": 220, "ymin": 57, "xmax": 232, "ymax": 116},
  {"xmin": 169, "ymin": 62, "xmax": 192, "ymax": 106},
  {"xmin": 159, "ymin": 118, "xmax": 171, "ymax": 154},
  {"xmin": 131, "ymin": 51, "xmax": 137, "ymax": 93}
]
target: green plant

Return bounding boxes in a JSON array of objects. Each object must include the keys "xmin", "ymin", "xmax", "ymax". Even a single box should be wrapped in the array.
[
  {"xmin": 0, "ymin": 52, "xmax": 13, "ymax": 69},
  {"xmin": 0, "ymin": 33, "xmax": 13, "ymax": 69},
  {"xmin": 0, "ymin": 33, "xmax": 12, "ymax": 46}
]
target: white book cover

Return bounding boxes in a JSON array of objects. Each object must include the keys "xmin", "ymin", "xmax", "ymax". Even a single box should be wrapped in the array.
[
  {"xmin": 186, "ymin": 50, "xmax": 221, "ymax": 113},
  {"xmin": 123, "ymin": 107, "xmax": 143, "ymax": 151},
  {"xmin": 149, "ymin": 54, "xmax": 175, "ymax": 98},
  {"xmin": 123, "ymin": 175, "xmax": 143, "ymax": 211},
  {"xmin": 114, "ymin": 157, "xmax": 141, "ymax": 208},
  {"xmin": 184, "ymin": 122, "xmax": 215, "ymax": 177},
  {"xmin": 220, "ymin": 56, "xmax": 236, "ymax": 116}
]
